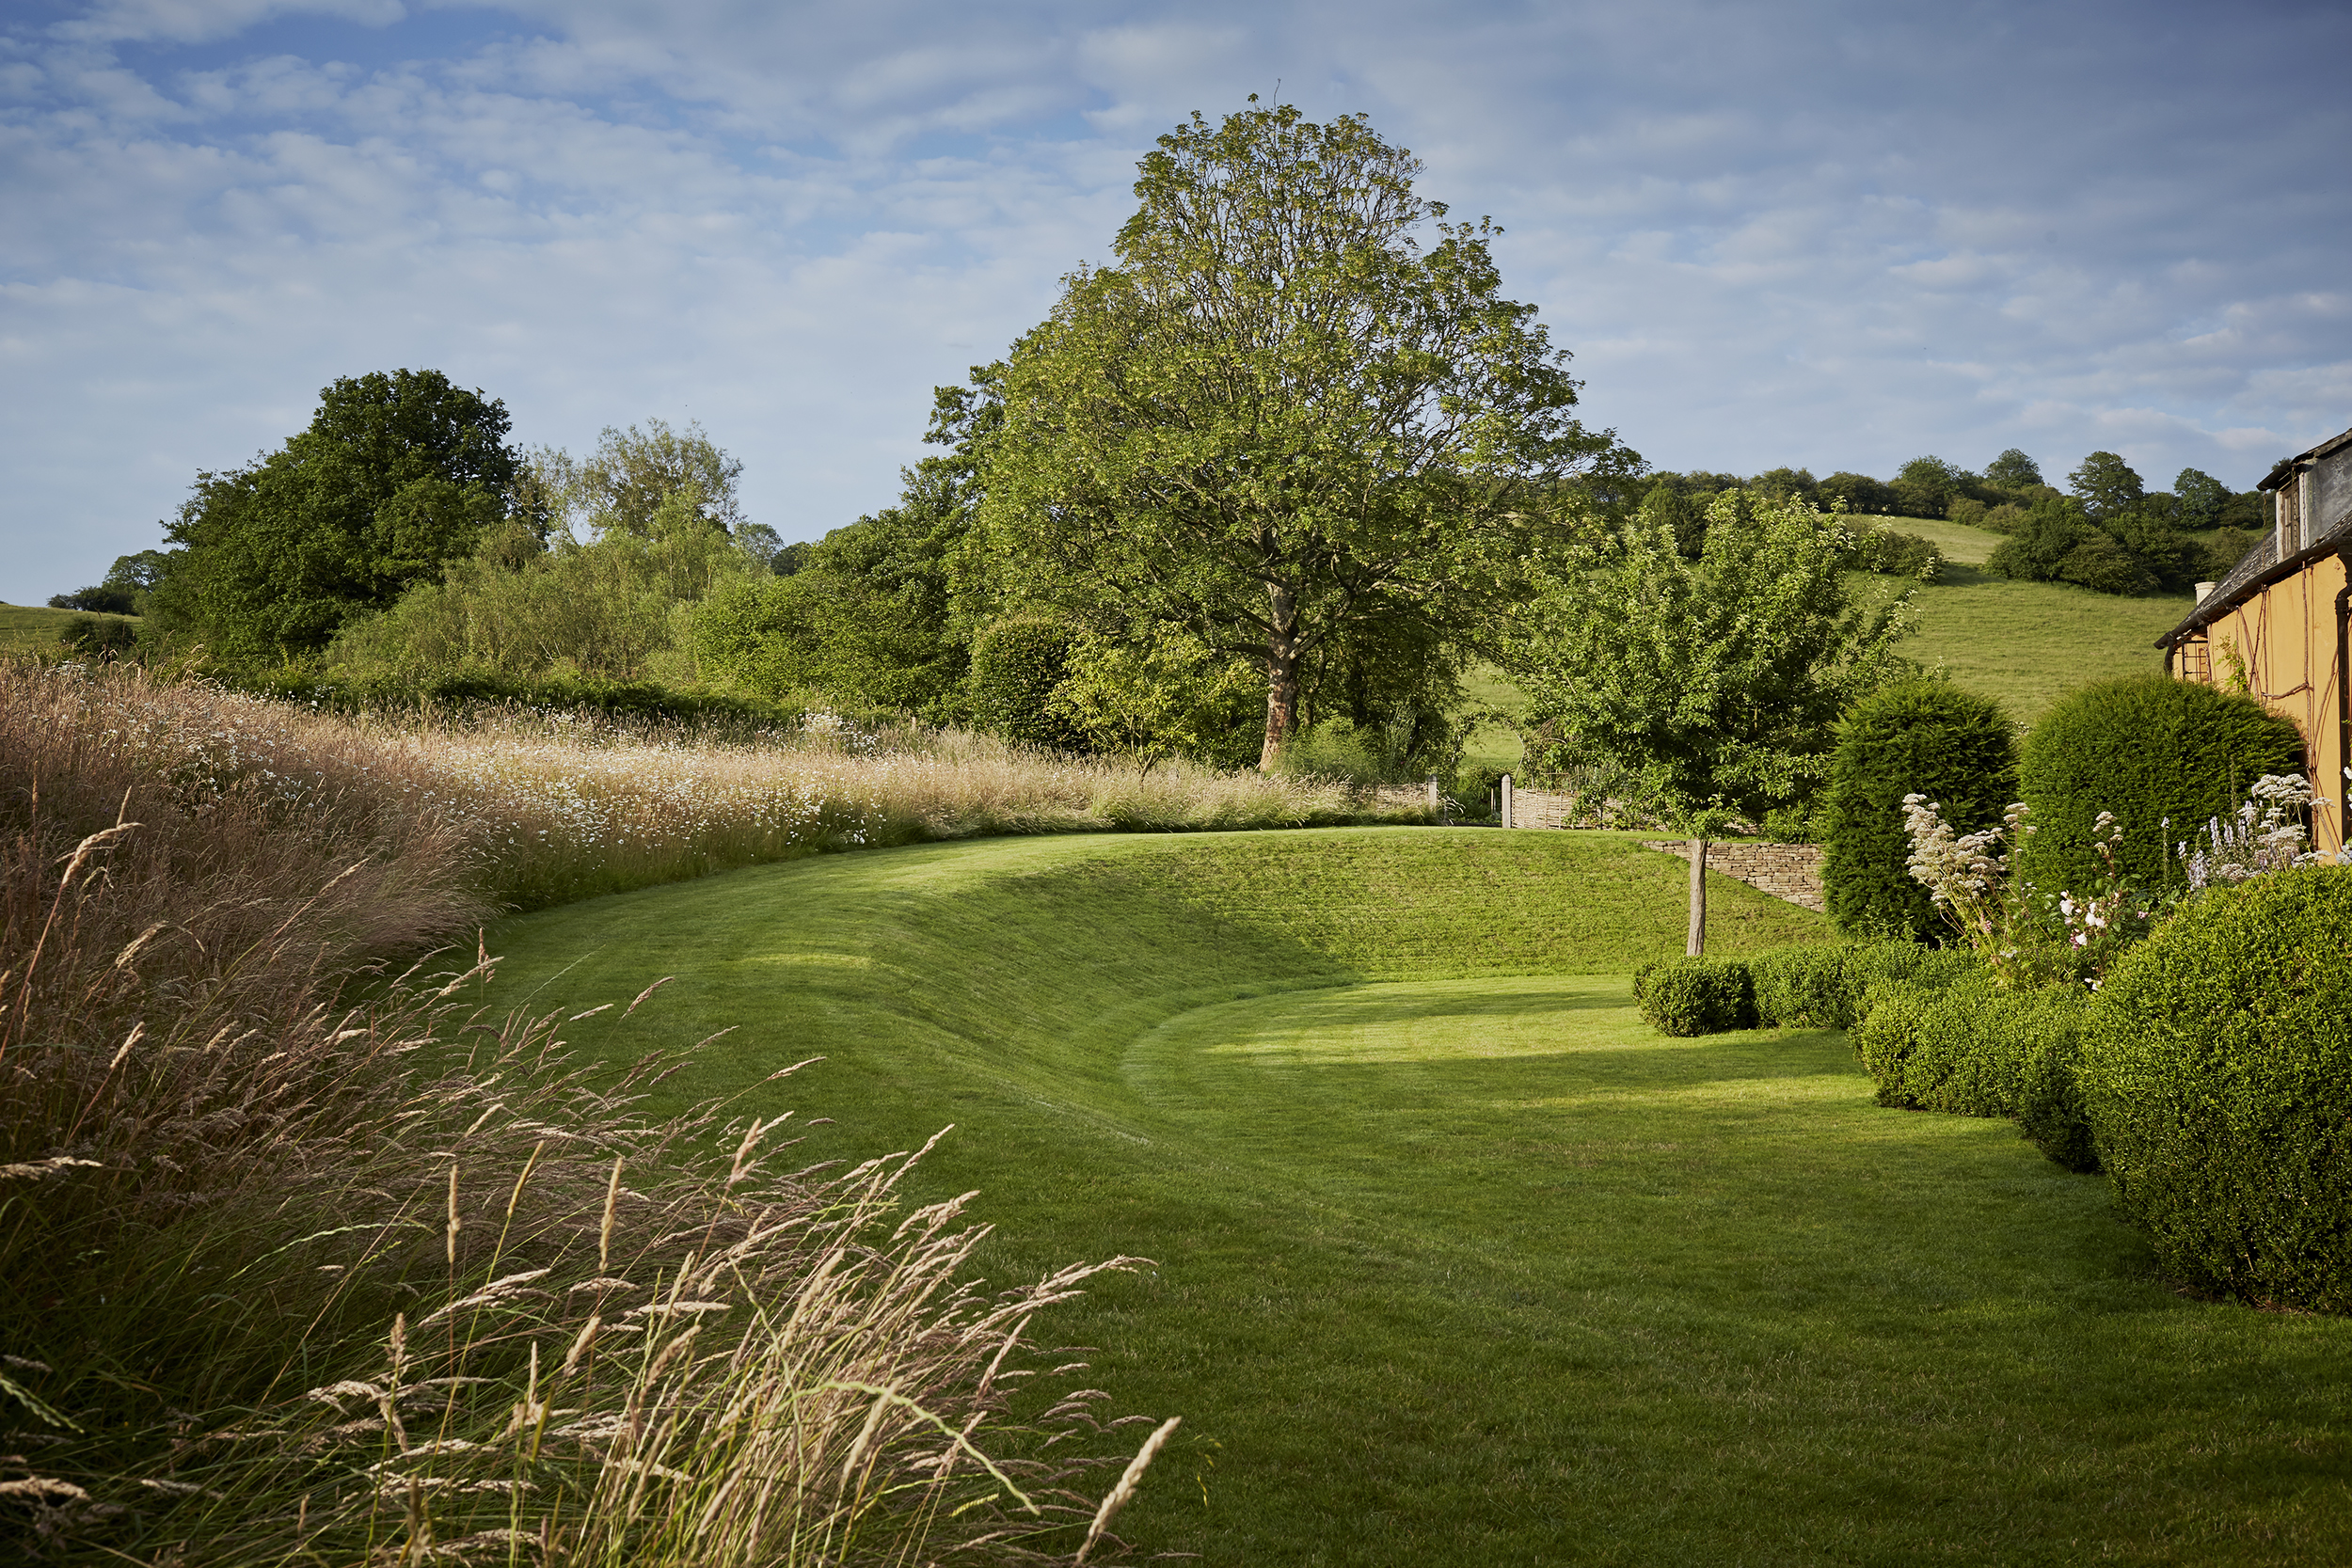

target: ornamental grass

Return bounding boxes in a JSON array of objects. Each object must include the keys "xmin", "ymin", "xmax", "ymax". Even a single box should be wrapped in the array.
[{"xmin": 0, "ymin": 660, "xmax": 1198, "ymax": 1563}]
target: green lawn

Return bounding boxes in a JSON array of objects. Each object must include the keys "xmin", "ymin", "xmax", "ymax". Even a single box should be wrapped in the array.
[
  {"xmin": 0, "ymin": 601, "xmax": 136, "ymax": 653},
  {"xmin": 484, "ymin": 829, "xmax": 2352, "ymax": 1566}
]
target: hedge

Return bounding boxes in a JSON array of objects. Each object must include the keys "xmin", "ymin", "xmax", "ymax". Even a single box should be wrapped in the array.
[
  {"xmin": 2017, "ymin": 673, "xmax": 2305, "ymax": 895},
  {"xmin": 2080, "ymin": 867, "xmax": 2352, "ymax": 1309},
  {"xmin": 1631, "ymin": 958, "xmax": 1755, "ymax": 1036},
  {"xmin": 1636, "ymin": 941, "xmax": 1975, "ymax": 1037},
  {"xmin": 1820, "ymin": 681, "xmax": 2017, "ymax": 941},
  {"xmin": 1850, "ymin": 975, "xmax": 2097, "ymax": 1170}
]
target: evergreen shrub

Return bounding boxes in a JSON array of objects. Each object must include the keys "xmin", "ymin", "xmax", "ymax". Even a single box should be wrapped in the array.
[
  {"xmin": 1821, "ymin": 681, "xmax": 2017, "ymax": 941},
  {"xmin": 1641, "ymin": 941, "xmax": 1979, "ymax": 1038},
  {"xmin": 2017, "ymin": 674, "xmax": 2305, "ymax": 895},
  {"xmin": 2080, "ymin": 867, "xmax": 2352, "ymax": 1310},
  {"xmin": 1851, "ymin": 975, "xmax": 2096, "ymax": 1169},
  {"xmin": 1746, "ymin": 945, "xmax": 1851, "ymax": 1028},
  {"xmin": 1631, "ymin": 958, "xmax": 1755, "ymax": 1036},
  {"xmin": 966, "ymin": 618, "xmax": 1084, "ymax": 751}
]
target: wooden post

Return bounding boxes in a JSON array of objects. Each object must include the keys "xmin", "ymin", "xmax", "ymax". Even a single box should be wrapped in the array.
[
  {"xmin": 1427, "ymin": 775, "xmax": 1440, "ymax": 813},
  {"xmin": 1502, "ymin": 773, "xmax": 1514, "ymax": 829},
  {"xmin": 1686, "ymin": 837, "xmax": 1708, "ymax": 957}
]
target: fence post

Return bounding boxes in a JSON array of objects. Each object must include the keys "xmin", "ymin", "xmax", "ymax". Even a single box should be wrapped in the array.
[{"xmin": 1502, "ymin": 773, "xmax": 1513, "ymax": 830}]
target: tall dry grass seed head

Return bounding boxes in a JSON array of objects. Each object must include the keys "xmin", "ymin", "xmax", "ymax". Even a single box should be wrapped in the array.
[{"xmin": 1, "ymin": 659, "xmax": 1187, "ymax": 1563}]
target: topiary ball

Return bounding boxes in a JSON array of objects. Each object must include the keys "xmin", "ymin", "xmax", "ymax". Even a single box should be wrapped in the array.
[
  {"xmin": 2080, "ymin": 866, "xmax": 2352, "ymax": 1310},
  {"xmin": 2017, "ymin": 673, "xmax": 2304, "ymax": 897},
  {"xmin": 1820, "ymin": 680, "xmax": 2016, "ymax": 942}
]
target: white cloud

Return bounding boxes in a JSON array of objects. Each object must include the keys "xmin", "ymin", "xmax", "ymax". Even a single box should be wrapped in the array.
[{"xmin": 4, "ymin": 0, "xmax": 2351, "ymax": 599}]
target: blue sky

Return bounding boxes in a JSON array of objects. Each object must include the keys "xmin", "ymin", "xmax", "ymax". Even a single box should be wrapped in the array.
[{"xmin": 6, "ymin": 0, "xmax": 2349, "ymax": 600}]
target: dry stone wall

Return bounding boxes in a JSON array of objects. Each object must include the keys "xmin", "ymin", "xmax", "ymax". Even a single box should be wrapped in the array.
[{"xmin": 1638, "ymin": 840, "xmax": 1826, "ymax": 913}]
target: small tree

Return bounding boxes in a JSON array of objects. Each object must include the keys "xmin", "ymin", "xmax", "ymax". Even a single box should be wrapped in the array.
[{"xmin": 1507, "ymin": 489, "xmax": 1917, "ymax": 952}]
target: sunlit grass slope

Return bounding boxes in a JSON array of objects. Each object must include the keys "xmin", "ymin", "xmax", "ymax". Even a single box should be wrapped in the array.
[
  {"xmin": 0, "ymin": 601, "xmax": 136, "ymax": 652},
  {"xmin": 486, "ymin": 829, "xmax": 2352, "ymax": 1566}
]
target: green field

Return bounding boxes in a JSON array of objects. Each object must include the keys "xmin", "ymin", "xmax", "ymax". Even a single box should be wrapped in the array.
[
  {"xmin": 1461, "ymin": 518, "xmax": 2187, "ymax": 771},
  {"xmin": 0, "ymin": 600, "xmax": 137, "ymax": 653},
  {"xmin": 484, "ymin": 829, "xmax": 2352, "ymax": 1566}
]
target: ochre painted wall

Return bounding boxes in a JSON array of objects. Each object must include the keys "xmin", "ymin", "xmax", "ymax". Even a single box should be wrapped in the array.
[{"xmin": 2176, "ymin": 551, "xmax": 2348, "ymax": 857}]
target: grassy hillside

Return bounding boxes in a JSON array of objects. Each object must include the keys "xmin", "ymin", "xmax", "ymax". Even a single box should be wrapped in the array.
[
  {"xmin": 483, "ymin": 830, "xmax": 2352, "ymax": 1566},
  {"xmin": 1879, "ymin": 514, "xmax": 2183, "ymax": 719},
  {"xmin": 1461, "ymin": 517, "xmax": 2185, "ymax": 769},
  {"xmin": 0, "ymin": 601, "xmax": 137, "ymax": 653}
]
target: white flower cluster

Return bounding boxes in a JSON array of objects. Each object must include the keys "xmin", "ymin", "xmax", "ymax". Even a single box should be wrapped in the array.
[
  {"xmin": 1901, "ymin": 793, "xmax": 2026, "ymax": 912},
  {"xmin": 2177, "ymin": 772, "xmax": 2338, "ymax": 890}
]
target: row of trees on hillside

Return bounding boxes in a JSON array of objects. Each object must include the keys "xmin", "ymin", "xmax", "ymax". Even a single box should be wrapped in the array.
[{"xmin": 1621, "ymin": 451, "xmax": 2268, "ymax": 596}]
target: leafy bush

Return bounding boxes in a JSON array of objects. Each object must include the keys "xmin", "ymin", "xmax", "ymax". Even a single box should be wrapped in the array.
[
  {"xmin": 1851, "ymin": 528, "xmax": 1946, "ymax": 582},
  {"xmin": 2017, "ymin": 674, "xmax": 2306, "ymax": 895},
  {"xmin": 58, "ymin": 615, "xmax": 138, "ymax": 657},
  {"xmin": 1821, "ymin": 681, "xmax": 2018, "ymax": 941},
  {"xmin": 1632, "ymin": 957, "xmax": 1756, "ymax": 1036},
  {"xmin": 1985, "ymin": 494, "xmax": 2169, "ymax": 595},
  {"xmin": 2054, "ymin": 530, "xmax": 2158, "ymax": 595},
  {"xmin": 1851, "ymin": 974, "xmax": 2096, "ymax": 1169},
  {"xmin": 2080, "ymin": 867, "xmax": 2352, "ymax": 1309},
  {"xmin": 1634, "ymin": 941, "xmax": 1978, "ymax": 1039},
  {"xmin": 1742, "ymin": 940, "xmax": 1977, "ymax": 1031},
  {"xmin": 2198, "ymin": 527, "xmax": 2261, "ymax": 580},
  {"xmin": 965, "ymin": 616, "xmax": 1084, "ymax": 750},
  {"xmin": 1747, "ymin": 944, "xmax": 1852, "ymax": 1028},
  {"xmin": 693, "ymin": 569, "xmax": 967, "ymax": 719}
]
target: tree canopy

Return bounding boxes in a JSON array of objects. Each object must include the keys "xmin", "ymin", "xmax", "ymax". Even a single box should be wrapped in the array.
[
  {"xmin": 1504, "ymin": 490, "xmax": 1917, "ymax": 828},
  {"xmin": 1984, "ymin": 448, "xmax": 2044, "ymax": 488},
  {"xmin": 976, "ymin": 103, "xmax": 1635, "ymax": 768},
  {"xmin": 149, "ymin": 370, "xmax": 516, "ymax": 660},
  {"xmin": 2067, "ymin": 451, "xmax": 2145, "ymax": 523}
]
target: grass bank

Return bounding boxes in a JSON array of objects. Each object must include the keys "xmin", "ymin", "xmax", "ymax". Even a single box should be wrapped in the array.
[{"xmin": 483, "ymin": 830, "xmax": 2352, "ymax": 1565}]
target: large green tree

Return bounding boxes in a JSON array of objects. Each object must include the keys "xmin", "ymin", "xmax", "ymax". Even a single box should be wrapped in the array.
[
  {"xmin": 2067, "ymin": 451, "xmax": 2145, "ymax": 523},
  {"xmin": 977, "ymin": 103, "xmax": 1634, "ymax": 768},
  {"xmin": 1983, "ymin": 448, "xmax": 2044, "ymax": 489},
  {"xmin": 150, "ymin": 370, "xmax": 516, "ymax": 660}
]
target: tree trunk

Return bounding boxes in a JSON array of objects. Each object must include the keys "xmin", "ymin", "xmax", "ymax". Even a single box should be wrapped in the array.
[
  {"xmin": 1258, "ymin": 584, "xmax": 1302, "ymax": 771},
  {"xmin": 1686, "ymin": 836, "xmax": 1708, "ymax": 957}
]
